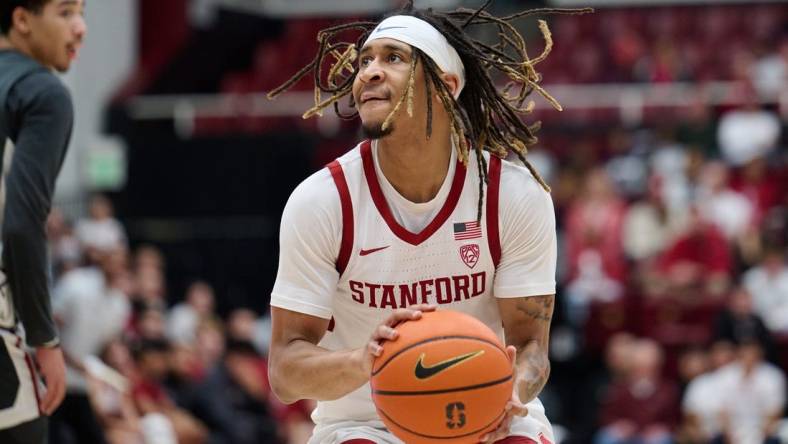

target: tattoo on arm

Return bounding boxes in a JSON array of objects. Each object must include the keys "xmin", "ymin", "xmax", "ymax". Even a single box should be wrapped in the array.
[
  {"xmin": 519, "ymin": 341, "xmax": 551, "ymax": 403},
  {"xmin": 511, "ymin": 295, "xmax": 554, "ymax": 403},
  {"xmin": 515, "ymin": 295, "xmax": 554, "ymax": 323}
]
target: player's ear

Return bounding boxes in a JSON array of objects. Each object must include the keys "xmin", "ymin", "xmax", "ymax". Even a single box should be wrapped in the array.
[
  {"xmin": 11, "ymin": 7, "xmax": 33, "ymax": 35},
  {"xmin": 438, "ymin": 72, "xmax": 460, "ymax": 98}
]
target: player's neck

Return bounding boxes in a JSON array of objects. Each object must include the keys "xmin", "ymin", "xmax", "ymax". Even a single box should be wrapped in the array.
[
  {"xmin": 376, "ymin": 124, "xmax": 452, "ymax": 204},
  {"xmin": 0, "ymin": 33, "xmax": 41, "ymax": 67}
]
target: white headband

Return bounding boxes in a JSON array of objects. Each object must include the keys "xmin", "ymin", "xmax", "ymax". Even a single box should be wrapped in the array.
[{"xmin": 365, "ymin": 15, "xmax": 465, "ymax": 98}]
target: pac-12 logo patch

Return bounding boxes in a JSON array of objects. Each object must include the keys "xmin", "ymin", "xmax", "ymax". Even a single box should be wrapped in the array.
[{"xmin": 459, "ymin": 244, "xmax": 480, "ymax": 269}]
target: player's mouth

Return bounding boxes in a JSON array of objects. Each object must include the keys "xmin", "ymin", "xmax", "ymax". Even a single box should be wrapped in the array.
[
  {"xmin": 360, "ymin": 91, "xmax": 390, "ymax": 105},
  {"xmin": 66, "ymin": 43, "xmax": 80, "ymax": 60}
]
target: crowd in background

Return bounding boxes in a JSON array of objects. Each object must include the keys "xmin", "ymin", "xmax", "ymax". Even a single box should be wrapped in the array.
[
  {"xmin": 44, "ymin": 10, "xmax": 788, "ymax": 444},
  {"xmin": 46, "ymin": 196, "xmax": 314, "ymax": 444}
]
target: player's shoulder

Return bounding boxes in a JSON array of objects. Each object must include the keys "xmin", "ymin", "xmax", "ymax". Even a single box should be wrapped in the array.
[
  {"xmin": 497, "ymin": 156, "xmax": 547, "ymax": 194},
  {"xmin": 9, "ymin": 71, "xmax": 72, "ymax": 118},
  {"xmin": 21, "ymin": 70, "xmax": 71, "ymax": 105},
  {"xmin": 495, "ymin": 155, "xmax": 554, "ymax": 210},
  {"xmin": 284, "ymin": 142, "xmax": 364, "ymax": 216},
  {"xmin": 332, "ymin": 141, "xmax": 364, "ymax": 170}
]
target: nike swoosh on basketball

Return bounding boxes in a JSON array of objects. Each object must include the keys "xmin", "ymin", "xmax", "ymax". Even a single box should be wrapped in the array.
[
  {"xmin": 414, "ymin": 350, "xmax": 485, "ymax": 380},
  {"xmin": 359, "ymin": 246, "xmax": 389, "ymax": 256}
]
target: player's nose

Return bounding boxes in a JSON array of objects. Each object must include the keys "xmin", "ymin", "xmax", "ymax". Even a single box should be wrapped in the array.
[
  {"xmin": 73, "ymin": 15, "xmax": 87, "ymax": 40},
  {"xmin": 358, "ymin": 59, "xmax": 385, "ymax": 84}
]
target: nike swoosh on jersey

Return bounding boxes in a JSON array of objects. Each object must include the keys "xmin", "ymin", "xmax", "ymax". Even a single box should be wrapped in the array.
[
  {"xmin": 359, "ymin": 246, "xmax": 390, "ymax": 256},
  {"xmin": 414, "ymin": 350, "xmax": 485, "ymax": 379}
]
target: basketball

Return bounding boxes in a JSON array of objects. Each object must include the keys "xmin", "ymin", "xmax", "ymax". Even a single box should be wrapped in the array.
[{"xmin": 370, "ymin": 310, "xmax": 514, "ymax": 444}]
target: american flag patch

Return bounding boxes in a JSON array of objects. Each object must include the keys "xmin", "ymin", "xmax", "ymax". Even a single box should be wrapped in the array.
[{"xmin": 453, "ymin": 221, "xmax": 482, "ymax": 240}]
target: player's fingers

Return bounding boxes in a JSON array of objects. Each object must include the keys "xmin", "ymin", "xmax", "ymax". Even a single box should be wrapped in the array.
[
  {"xmin": 372, "ymin": 325, "xmax": 398, "ymax": 342},
  {"xmin": 479, "ymin": 413, "xmax": 513, "ymax": 443},
  {"xmin": 408, "ymin": 303, "xmax": 437, "ymax": 312},
  {"xmin": 384, "ymin": 308, "xmax": 427, "ymax": 326},
  {"xmin": 508, "ymin": 399, "xmax": 528, "ymax": 417},
  {"xmin": 366, "ymin": 341, "xmax": 383, "ymax": 357},
  {"xmin": 41, "ymin": 373, "xmax": 64, "ymax": 415},
  {"xmin": 506, "ymin": 345, "xmax": 517, "ymax": 364}
]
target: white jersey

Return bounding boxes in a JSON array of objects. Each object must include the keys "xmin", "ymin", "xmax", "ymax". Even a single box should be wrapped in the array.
[{"xmin": 271, "ymin": 140, "xmax": 557, "ymax": 442}]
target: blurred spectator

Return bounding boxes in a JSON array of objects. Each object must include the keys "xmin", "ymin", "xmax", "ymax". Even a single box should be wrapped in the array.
[
  {"xmin": 675, "ymin": 347, "xmax": 708, "ymax": 395},
  {"xmin": 717, "ymin": 103, "xmax": 780, "ymax": 167},
  {"xmin": 596, "ymin": 339, "xmax": 679, "ymax": 444},
  {"xmin": 751, "ymin": 37, "xmax": 788, "ymax": 100},
  {"xmin": 164, "ymin": 343, "xmax": 205, "ymax": 409},
  {"xmin": 47, "ymin": 208, "xmax": 82, "ymax": 277},
  {"xmin": 167, "ymin": 280, "xmax": 216, "ymax": 345},
  {"xmin": 226, "ymin": 308, "xmax": 257, "ymax": 341},
  {"xmin": 574, "ymin": 332, "xmax": 640, "ymax": 442},
  {"xmin": 135, "ymin": 265, "xmax": 167, "ymax": 307},
  {"xmin": 86, "ymin": 340, "xmax": 143, "ymax": 444},
  {"xmin": 696, "ymin": 160, "xmax": 754, "ymax": 240},
  {"xmin": 742, "ymin": 248, "xmax": 788, "ymax": 333},
  {"xmin": 713, "ymin": 287, "xmax": 775, "ymax": 361},
  {"xmin": 680, "ymin": 341, "xmax": 737, "ymax": 444},
  {"xmin": 607, "ymin": 20, "xmax": 646, "ymax": 81},
  {"xmin": 75, "ymin": 194, "xmax": 128, "ymax": 258},
  {"xmin": 731, "ymin": 157, "xmax": 785, "ymax": 228},
  {"xmin": 136, "ymin": 307, "xmax": 168, "ymax": 341},
  {"xmin": 51, "ymin": 247, "xmax": 132, "ymax": 444},
  {"xmin": 191, "ymin": 339, "xmax": 279, "ymax": 444},
  {"xmin": 654, "ymin": 205, "xmax": 732, "ymax": 298},
  {"xmin": 565, "ymin": 250, "xmax": 624, "ymax": 328},
  {"xmin": 605, "ymin": 129, "xmax": 648, "ymax": 199},
  {"xmin": 649, "ymin": 142, "xmax": 692, "ymax": 216},
  {"xmin": 132, "ymin": 339, "xmax": 208, "ymax": 444},
  {"xmin": 715, "ymin": 340, "xmax": 785, "ymax": 444},
  {"xmin": 623, "ymin": 174, "xmax": 687, "ymax": 262},
  {"xmin": 133, "ymin": 244, "xmax": 166, "ymax": 275},
  {"xmin": 195, "ymin": 318, "xmax": 226, "ymax": 371},
  {"xmin": 635, "ymin": 39, "xmax": 687, "ymax": 83},
  {"xmin": 566, "ymin": 168, "xmax": 628, "ymax": 282}
]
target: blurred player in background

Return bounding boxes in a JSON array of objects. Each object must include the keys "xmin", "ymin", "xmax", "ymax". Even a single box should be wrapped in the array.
[
  {"xmin": 0, "ymin": 0, "xmax": 85, "ymax": 442},
  {"xmin": 268, "ymin": 1, "xmax": 589, "ymax": 443}
]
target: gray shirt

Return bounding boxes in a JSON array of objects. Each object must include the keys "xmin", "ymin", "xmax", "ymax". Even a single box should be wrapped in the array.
[{"xmin": 0, "ymin": 49, "xmax": 73, "ymax": 346}]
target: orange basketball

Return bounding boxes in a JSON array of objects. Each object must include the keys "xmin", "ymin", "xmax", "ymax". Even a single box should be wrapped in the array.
[{"xmin": 370, "ymin": 310, "xmax": 514, "ymax": 444}]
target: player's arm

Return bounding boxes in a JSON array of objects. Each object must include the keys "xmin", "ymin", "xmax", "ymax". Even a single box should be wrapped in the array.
[
  {"xmin": 481, "ymin": 164, "xmax": 558, "ymax": 443},
  {"xmin": 497, "ymin": 294, "xmax": 553, "ymax": 404},
  {"xmin": 269, "ymin": 307, "xmax": 363, "ymax": 403},
  {"xmin": 269, "ymin": 306, "xmax": 432, "ymax": 404},
  {"xmin": 3, "ymin": 72, "xmax": 73, "ymax": 347}
]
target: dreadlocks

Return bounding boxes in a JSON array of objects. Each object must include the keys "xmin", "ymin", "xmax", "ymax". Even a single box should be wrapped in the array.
[{"xmin": 268, "ymin": 1, "xmax": 592, "ymax": 219}]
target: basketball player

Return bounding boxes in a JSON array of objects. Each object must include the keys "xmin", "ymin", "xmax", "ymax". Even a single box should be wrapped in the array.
[
  {"xmin": 0, "ymin": 1, "xmax": 86, "ymax": 442},
  {"xmin": 268, "ymin": 2, "xmax": 588, "ymax": 443}
]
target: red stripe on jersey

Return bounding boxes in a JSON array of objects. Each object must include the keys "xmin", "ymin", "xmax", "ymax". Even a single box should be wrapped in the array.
[
  {"xmin": 327, "ymin": 160, "xmax": 354, "ymax": 276},
  {"xmin": 361, "ymin": 140, "xmax": 467, "ymax": 246},
  {"xmin": 486, "ymin": 155, "xmax": 502, "ymax": 268},
  {"xmin": 23, "ymin": 353, "xmax": 43, "ymax": 415}
]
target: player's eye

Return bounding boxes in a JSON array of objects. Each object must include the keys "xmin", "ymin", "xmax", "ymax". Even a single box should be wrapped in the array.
[
  {"xmin": 360, "ymin": 56, "xmax": 372, "ymax": 67},
  {"xmin": 388, "ymin": 54, "xmax": 402, "ymax": 63}
]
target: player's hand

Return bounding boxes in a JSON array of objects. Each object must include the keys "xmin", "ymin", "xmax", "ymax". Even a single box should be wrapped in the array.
[
  {"xmin": 479, "ymin": 346, "xmax": 528, "ymax": 443},
  {"xmin": 355, "ymin": 304, "xmax": 437, "ymax": 375},
  {"xmin": 35, "ymin": 345, "xmax": 66, "ymax": 415}
]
